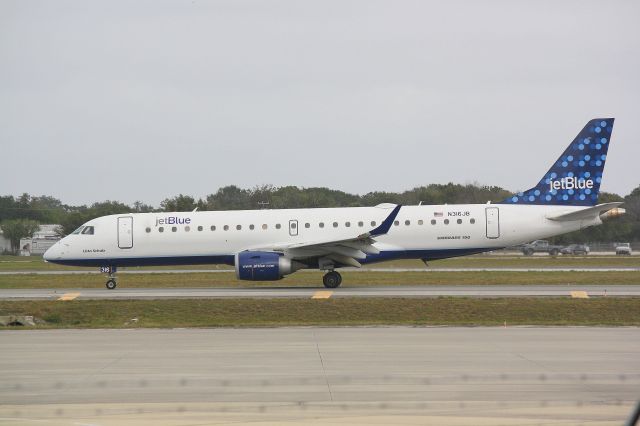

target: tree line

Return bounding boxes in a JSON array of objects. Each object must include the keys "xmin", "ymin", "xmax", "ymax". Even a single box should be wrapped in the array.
[{"xmin": 1, "ymin": 183, "xmax": 638, "ymax": 253}]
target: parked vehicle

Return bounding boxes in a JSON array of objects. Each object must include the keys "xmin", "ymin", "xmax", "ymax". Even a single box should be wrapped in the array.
[
  {"xmin": 561, "ymin": 244, "xmax": 590, "ymax": 255},
  {"xmin": 615, "ymin": 242, "xmax": 632, "ymax": 255},
  {"xmin": 521, "ymin": 240, "xmax": 564, "ymax": 256}
]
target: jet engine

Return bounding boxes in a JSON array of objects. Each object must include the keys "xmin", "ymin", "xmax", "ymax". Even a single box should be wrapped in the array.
[{"xmin": 234, "ymin": 251, "xmax": 303, "ymax": 281}]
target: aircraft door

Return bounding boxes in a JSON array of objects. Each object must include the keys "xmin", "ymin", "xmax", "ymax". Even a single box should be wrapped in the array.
[
  {"xmin": 289, "ymin": 220, "xmax": 298, "ymax": 236},
  {"xmin": 485, "ymin": 207, "xmax": 500, "ymax": 239},
  {"xmin": 118, "ymin": 216, "xmax": 133, "ymax": 249}
]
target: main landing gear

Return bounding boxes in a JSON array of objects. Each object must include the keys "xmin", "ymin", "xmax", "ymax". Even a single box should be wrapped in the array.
[
  {"xmin": 322, "ymin": 271, "xmax": 342, "ymax": 289},
  {"xmin": 100, "ymin": 266, "xmax": 117, "ymax": 290}
]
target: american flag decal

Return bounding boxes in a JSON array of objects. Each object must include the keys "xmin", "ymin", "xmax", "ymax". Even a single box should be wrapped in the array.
[{"xmin": 434, "ymin": 212, "xmax": 443, "ymax": 217}]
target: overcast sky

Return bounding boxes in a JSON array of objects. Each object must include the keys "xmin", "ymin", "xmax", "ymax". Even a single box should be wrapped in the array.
[{"xmin": 1, "ymin": 0, "xmax": 638, "ymax": 206}]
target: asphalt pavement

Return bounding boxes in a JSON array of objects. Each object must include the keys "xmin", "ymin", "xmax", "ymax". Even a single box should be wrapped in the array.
[{"xmin": 0, "ymin": 284, "xmax": 638, "ymax": 300}]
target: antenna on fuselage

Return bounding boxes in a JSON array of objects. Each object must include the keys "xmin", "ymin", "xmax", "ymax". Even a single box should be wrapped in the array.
[{"xmin": 192, "ymin": 207, "xmax": 198, "ymax": 212}]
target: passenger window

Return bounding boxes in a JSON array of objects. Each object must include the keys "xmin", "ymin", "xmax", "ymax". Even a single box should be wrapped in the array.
[
  {"xmin": 249, "ymin": 224, "xmax": 255, "ymax": 230},
  {"xmin": 444, "ymin": 219, "xmax": 449, "ymax": 225},
  {"xmin": 358, "ymin": 221, "xmax": 364, "ymax": 227},
  {"xmin": 319, "ymin": 222, "xmax": 325, "ymax": 228},
  {"xmin": 276, "ymin": 224, "xmax": 281, "ymax": 229},
  {"xmin": 333, "ymin": 222, "xmax": 338, "ymax": 228},
  {"xmin": 185, "ymin": 226, "xmax": 190, "ymax": 232},
  {"xmin": 236, "ymin": 225, "xmax": 242, "ymax": 230},
  {"xmin": 223, "ymin": 225, "xmax": 229, "ymax": 231},
  {"xmin": 371, "ymin": 221, "xmax": 376, "ymax": 226},
  {"xmin": 305, "ymin": 223, "xmax": 310, "ymax": 228},
  {"xmin": 211, "ymin": 225, "xmax": 216, "ymax": 231},
  {"xmin": 146, "ymin": 227, "xmax": 151, "ymax": 233},
  {"xmin": 404, "ymin": 220, "xmax": 410, "ymax": 226},
  {"xmin": 262, "ymin": 224, "xmax": 268, "ymax": 230},
  {"xmin": 418, "ymin": 220, "xmax": 423, "ymax": 225},
  {"xmin": 81, "ymin": 226, "xmax": 94, "ymax": 235},
  {"xmin": 159, "ymin": 227, "xmax": 164, "ymax": 232},
  {"xmin": 197, "ymin": 226, "xmax": 203, "ymax": 231},
  {"xmin": 457, "ymin": 219, "xmax": 462, "ymax": 224},
  {"xmin": 394, "ymin": 220, "xmax": 399, "ymax": 226},
  {"xmin": 345, "ymin": 222, "xmax": 351, "ymax": 227},
  {"xmin": 431, "ymin": 219, "xmax": 436, "ymax": 225},
  {"xmin": 470, "ymin": 218, "xmax": 476, "ymax": 224},
  {"xmin": 172, "ymin": 226, "xmax": 177, "ymax": 232}
]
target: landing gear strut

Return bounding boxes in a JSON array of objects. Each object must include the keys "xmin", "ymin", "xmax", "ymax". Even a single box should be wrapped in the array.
[
  {"xmin": 322, "ymin": 271, "xmax": 342, "ymax": 289},
  {"xmin": 100, "ymin": 266, "xmax": 117, "ymax": 290}
]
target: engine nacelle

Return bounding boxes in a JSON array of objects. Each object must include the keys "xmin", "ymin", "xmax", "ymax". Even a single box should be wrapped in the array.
[{"xmin": 235, "ymin": 251, "xmax": 302, "ymax": 281}]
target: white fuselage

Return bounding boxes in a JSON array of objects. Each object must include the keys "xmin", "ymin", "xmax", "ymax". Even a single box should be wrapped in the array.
[{"xmin": 44, "ymin": 203, "xmax": 598, "ymax": 268}]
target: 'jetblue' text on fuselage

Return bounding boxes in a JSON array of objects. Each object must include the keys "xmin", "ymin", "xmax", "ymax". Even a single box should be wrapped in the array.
[{"xmin": 155, "ymin": 217, "xmax": 191, "ymax": 226}]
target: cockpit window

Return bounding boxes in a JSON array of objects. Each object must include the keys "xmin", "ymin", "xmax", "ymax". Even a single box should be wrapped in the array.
[
  {"xmin": 71, "ymin": 226, "xmax": 84, "ymax": 234},
  {"xmin": 81, "ymin": 226, "xmax": 95, "ymax": 235}
]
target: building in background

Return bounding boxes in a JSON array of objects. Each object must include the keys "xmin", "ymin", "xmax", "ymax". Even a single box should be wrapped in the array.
[
  {"xmin": 19, "ymin": 224, "xmax": 61, "ymax": 256},
  {"xmin": 0, "ymin": 229, "xmax": 12, "ymax": 254}
]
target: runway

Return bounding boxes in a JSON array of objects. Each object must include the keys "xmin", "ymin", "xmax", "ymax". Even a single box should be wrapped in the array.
[
  {"xmin": 0, "ymin": 327, "xmax": 638, "ymax": 425},
  {"xmin": 1, "ymin": 284, "xmax": 639, "ymax": 300}
]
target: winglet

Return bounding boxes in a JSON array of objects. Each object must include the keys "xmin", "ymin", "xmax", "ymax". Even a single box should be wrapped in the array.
[{"xmin": 369, "ymin": 204, "xmax": 401, "ymax": 237}]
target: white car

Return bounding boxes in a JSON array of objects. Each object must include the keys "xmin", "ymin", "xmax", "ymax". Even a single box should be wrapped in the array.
[{"xmin": 615, "ymin": 243, "xmax": 632, "ymax": 255}]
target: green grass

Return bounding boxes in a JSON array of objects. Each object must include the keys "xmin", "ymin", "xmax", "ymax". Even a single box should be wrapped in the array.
[
  {"xmin": 1, "ymin": 254, "xmax": 638, "ymax": 272},
  {"xmin": 1, "ymin": 270, "xmax": 639, "ymax": 289},
  {"xmin": 1, "ymin": 298, "xmax": 638, "ymax": 328}
]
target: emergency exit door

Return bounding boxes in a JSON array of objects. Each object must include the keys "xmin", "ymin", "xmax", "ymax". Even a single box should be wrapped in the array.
[
  {"xmin": 289, "ymin": 220, "xmax": 298, "ymax": 236},
  {"xmin": 485, "ymin": 207, "xmax": 500, "ymax": 239},
  {"xmin": 118, "ymin": 217, "xmax": 133, "ymax": 249}
]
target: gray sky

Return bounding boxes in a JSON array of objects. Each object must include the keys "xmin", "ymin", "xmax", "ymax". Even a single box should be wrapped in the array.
[{"xmin": 1, "ymin": 0, "xmax": 638, "ymax": 206}]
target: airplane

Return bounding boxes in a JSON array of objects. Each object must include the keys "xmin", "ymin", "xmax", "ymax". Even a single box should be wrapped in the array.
[{"xmin": 44, "ymin": 118, "xmax": 625, "ymax": 289}]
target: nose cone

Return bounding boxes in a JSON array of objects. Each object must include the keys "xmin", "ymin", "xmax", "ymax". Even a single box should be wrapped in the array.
[{"xmin": 43, "ymin": 242, "xmax": 61, "ymax": 262}]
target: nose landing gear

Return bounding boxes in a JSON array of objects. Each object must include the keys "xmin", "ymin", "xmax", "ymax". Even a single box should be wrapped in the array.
[{"xmin": 100, "ymin": 266, "xmax": 117, "ymax": 290}]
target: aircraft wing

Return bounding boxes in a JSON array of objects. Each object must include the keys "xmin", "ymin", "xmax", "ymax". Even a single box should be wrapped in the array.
[
  {"xmin": 250, "ymin": 204, "xmax": 401, "ymax": 268},
  {"xmin": 546, "ymin": 202, "xmax": 624, "ymax": 221}
]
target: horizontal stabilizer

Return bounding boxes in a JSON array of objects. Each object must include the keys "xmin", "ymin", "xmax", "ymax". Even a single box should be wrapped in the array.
[{"xmin": 546, "ymin": 202, "xmax": 623, "ymax": 222}]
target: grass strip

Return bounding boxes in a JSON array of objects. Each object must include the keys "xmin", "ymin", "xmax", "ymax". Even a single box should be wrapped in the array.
[
  {"xmin": 0, "ymin": 298, "xmax": 639, "ymax": 328},
  {"xmin": 1, "ymin": 271, "xmax": 639, "ymax": 289}
]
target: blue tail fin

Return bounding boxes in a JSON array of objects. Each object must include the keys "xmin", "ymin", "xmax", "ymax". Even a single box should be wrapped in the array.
[{"xmin": 499, "ymin": 118, "xmax": 614, "ymax": 206}]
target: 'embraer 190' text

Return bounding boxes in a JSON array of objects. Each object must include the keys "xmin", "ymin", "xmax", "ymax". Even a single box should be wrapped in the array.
[
  {"xmin": 548, "ymin": 177, "xmax": 594, "ymax": 192},
  {"xmin": 155, "ymin": 216, "xmax": 191, "ymax": 226}
]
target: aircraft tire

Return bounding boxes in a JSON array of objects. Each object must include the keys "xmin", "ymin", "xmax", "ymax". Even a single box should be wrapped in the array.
[
  {"xmin": 106, "ymin": 279, "xmax": 117, "ymax": 290},
  {"xmin": 323, "ymin": 271, "xmax": 342, "ymax": 289}
]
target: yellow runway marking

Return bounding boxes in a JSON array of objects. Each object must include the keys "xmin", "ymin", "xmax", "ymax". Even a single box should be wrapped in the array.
[
  {"xmin": 312, "ymin": 291, "xmax": 333, "ymax": 299},
  {"xmin": 57, "ymin": 292, "xmax": 81, "ymax": 301},
  {"xmin": 570, "ymin": 291, "xmax": 590, "ymax": 299}
]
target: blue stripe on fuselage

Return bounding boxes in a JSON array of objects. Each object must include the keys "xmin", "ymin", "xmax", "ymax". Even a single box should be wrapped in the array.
[{"xmin": 46, "ymin": 248, "xmax": 497, "ymax": 268}]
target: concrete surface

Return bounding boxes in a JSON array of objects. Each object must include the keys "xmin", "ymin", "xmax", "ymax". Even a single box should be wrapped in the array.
[{"xmin": 0, "ymin": 327, "xmax": 638, "ymax": 425}]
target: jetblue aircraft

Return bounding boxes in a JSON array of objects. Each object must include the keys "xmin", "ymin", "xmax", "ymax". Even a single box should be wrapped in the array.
[{"xmin": 44, "ymin": 118, "xmax": 624, "ymax": 289}]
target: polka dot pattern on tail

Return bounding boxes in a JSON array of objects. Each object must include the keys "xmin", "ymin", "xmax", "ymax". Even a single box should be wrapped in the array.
[{"xmin": 499, "ymin": 118, "xmax": 613, "ymax": 206}]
